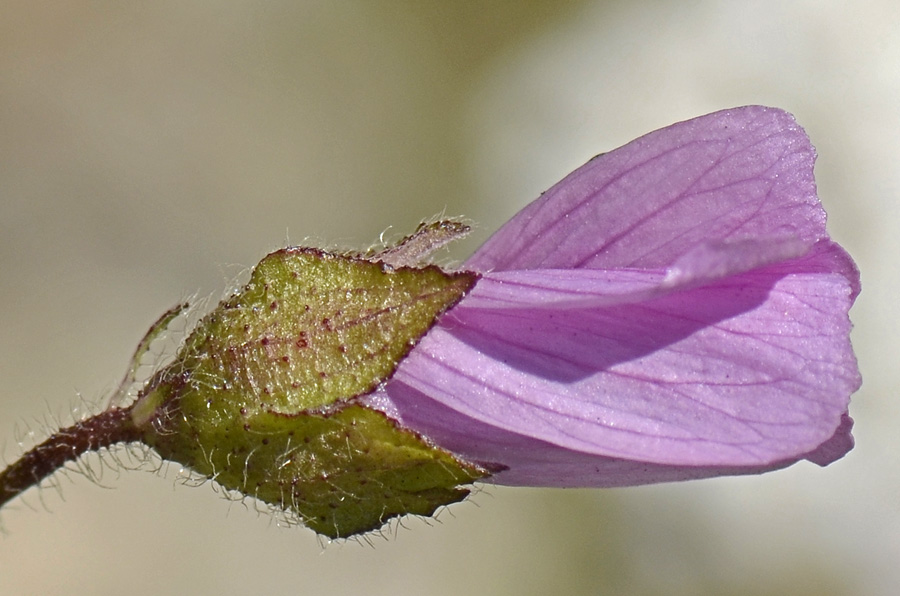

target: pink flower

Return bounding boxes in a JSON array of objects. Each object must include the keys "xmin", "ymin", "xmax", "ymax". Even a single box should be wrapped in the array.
[{"xmin": 365, "ymin": 105, "xmax": 861, "ymax": 487}]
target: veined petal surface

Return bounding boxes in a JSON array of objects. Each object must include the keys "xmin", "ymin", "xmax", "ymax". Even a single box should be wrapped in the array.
[
  {"xmin": 467, "ymin": 106, "xmax": 826, "ymax": 272},
  {"xmin": 368, "ymin": 106, "xmax": 860, "ymax": 484}
]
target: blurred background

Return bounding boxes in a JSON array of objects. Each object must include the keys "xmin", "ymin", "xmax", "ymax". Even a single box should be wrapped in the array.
[{"xmin": 0, "ymin": 2, "xmax": 896, "ymax": 595}]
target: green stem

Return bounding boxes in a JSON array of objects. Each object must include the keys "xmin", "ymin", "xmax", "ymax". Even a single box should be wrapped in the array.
[{"xmin": 0, "ymin": 406, "xmax": 141, "ymax": 510}]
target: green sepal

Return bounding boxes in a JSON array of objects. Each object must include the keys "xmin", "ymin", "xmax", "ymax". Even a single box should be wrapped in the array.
[
  {"xmin": 132, "ymin": 245, "xmax": 487, "ymax": 537},
  {"xmin": 142, "ymin": 398, "xmax": 482, "ymax": 537}
]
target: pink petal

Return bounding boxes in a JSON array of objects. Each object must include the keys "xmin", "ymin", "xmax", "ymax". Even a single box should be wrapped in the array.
[
  {"xmin": 460, "ymin": 236, "xmax": 817, "ymax": 311},
  {"xmin": 370, "ymin": 241, "xmax": 859, "ymax": 481},
  {"xmin": 466, "ymin": 106, "xmax": 826, "ymax": 272},
  {"xmin": 364, "ymin": 383, "xmax": 803, "ymax": 487},
  {"xmin": 457, "ymin": 268, "xmax": 670, "ymax": 311},
  {"xmin": 366, "ymin": 381, "xmax": 853, "ymax": 487},
  {"xmin": 365, "ymin": 106, "xmax": 860, "ymax": 487}
]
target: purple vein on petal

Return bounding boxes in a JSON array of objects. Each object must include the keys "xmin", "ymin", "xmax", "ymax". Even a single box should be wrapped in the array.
[
  {"xmin": 400, "ymin": 348, "xmax": 776, "ymax": 461},
  {"xmin": 567, "ymin": 140, "xmax": 771, "ymax": 269}
]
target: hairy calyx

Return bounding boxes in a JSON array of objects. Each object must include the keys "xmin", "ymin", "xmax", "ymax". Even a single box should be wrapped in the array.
[{"xmin": 0, "ymin": 222, "xmax": 487, "ymax": 539}]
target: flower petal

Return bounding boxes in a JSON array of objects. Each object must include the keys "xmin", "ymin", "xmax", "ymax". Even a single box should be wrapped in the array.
[
  {"xmin": 365, "ymin": 385, "xmax": 853, "ymax": 487},
  {"xmin": 460, "ymin": 235, "xmax": 817, "ymax": 311},
  {"xmin": 370, "ymin": 241, "xmax": 859, "ymax": 480},
  {"xmin": 363, "ymin": 382, "xmax": 804, "ymax": 487},
  {"xmin": 457, "ymin": 268, "xmax": 670, "ymax": 311},
  {"xmin": 466, "ymin": 106, "xmax": 825, "ymax": 272}
]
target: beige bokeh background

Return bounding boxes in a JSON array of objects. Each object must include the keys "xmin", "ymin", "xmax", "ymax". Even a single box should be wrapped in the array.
[{"xmin": 1, "ymin": 2, "xmax": 896, "ymax": 595}]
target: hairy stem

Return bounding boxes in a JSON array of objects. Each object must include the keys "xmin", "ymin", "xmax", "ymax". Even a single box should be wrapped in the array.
[{"xmin": 0, "ymin": 407, "xmax": 142, "ymax": 510}]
